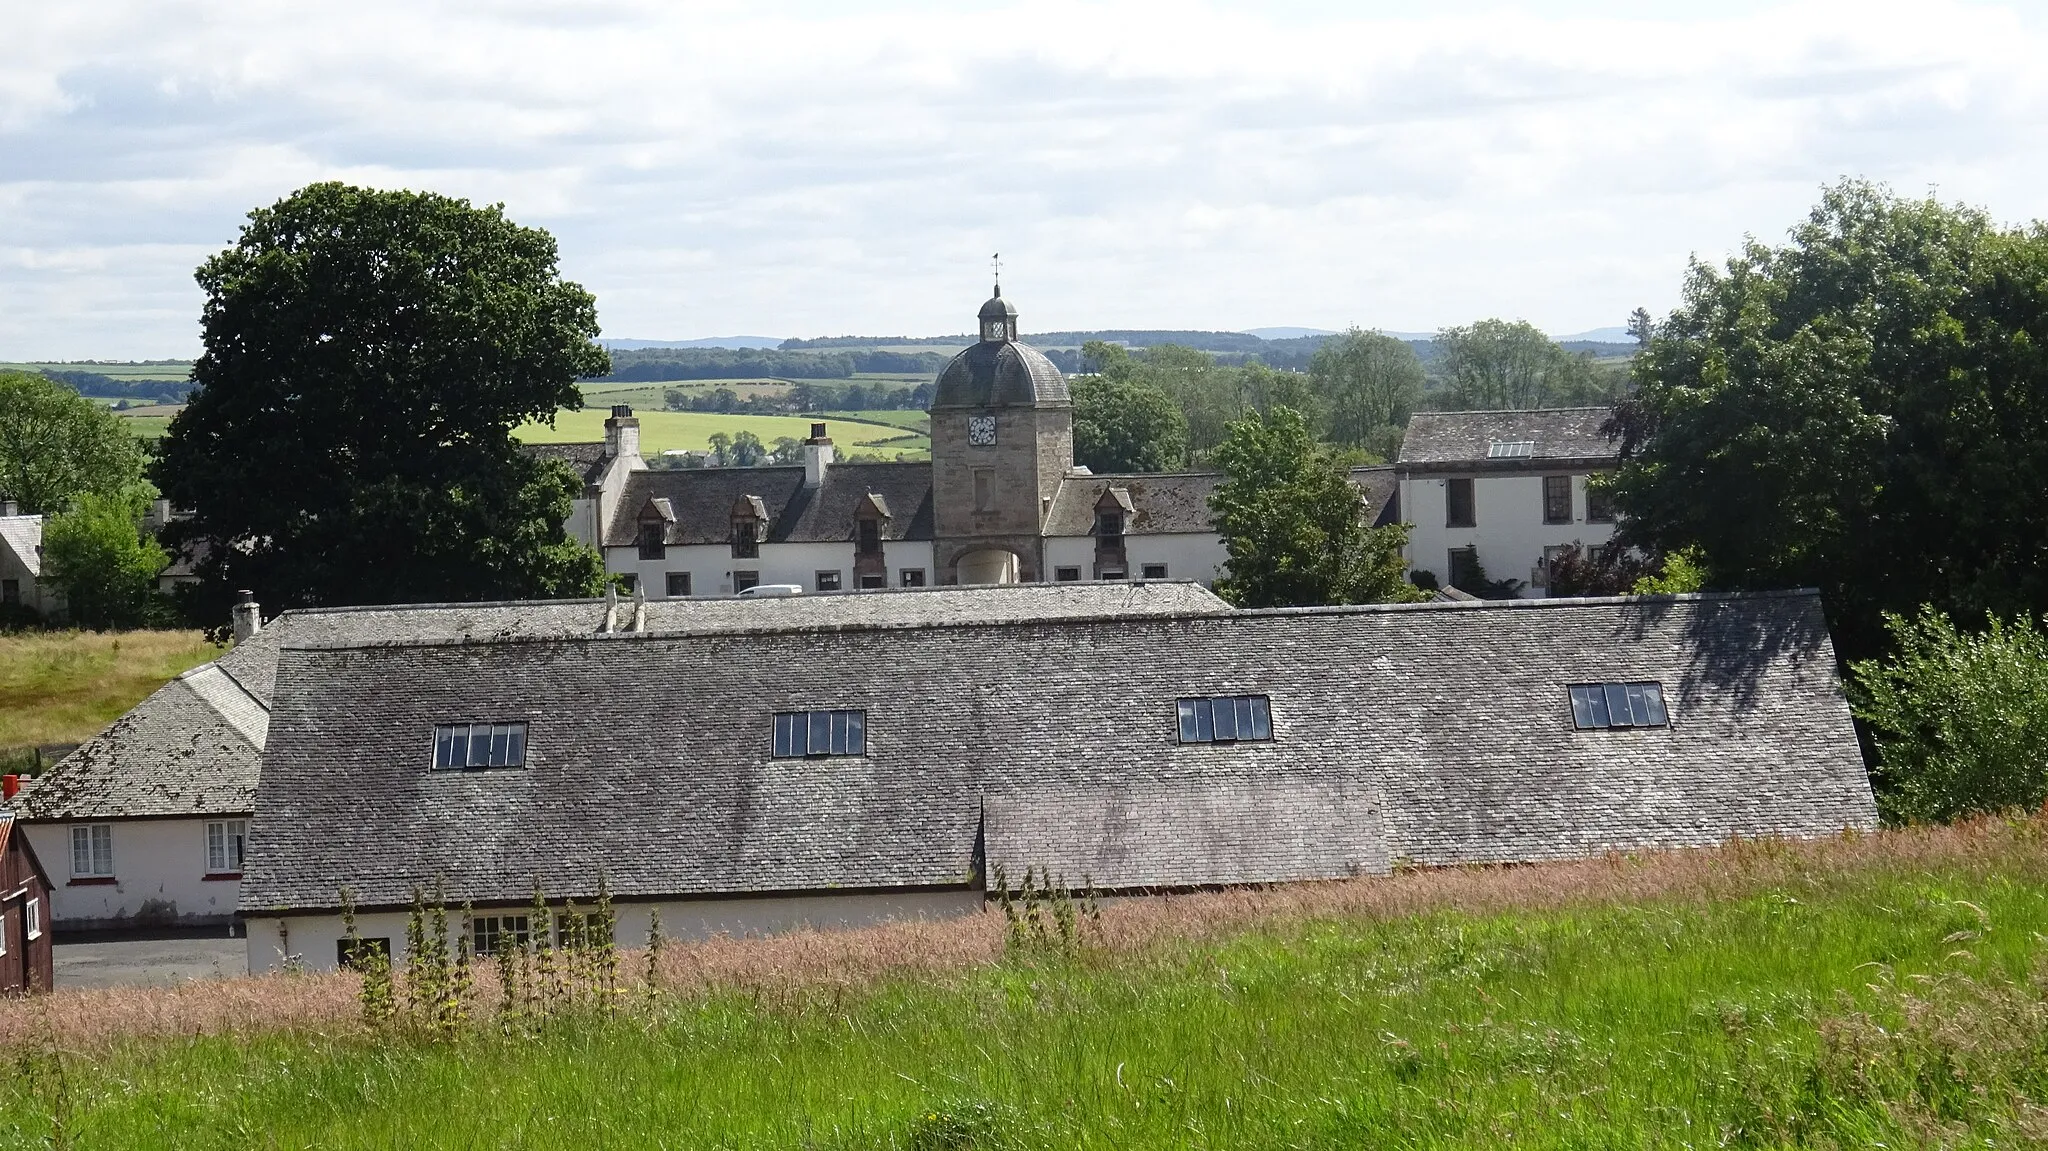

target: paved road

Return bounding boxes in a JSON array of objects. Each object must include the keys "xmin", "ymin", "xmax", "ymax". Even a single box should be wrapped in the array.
[{"xmin": 54, "ymin": 934, "xmax": 247, "ymax": 989}]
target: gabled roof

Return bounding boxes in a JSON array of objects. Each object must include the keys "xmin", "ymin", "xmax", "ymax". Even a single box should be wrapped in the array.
[
  {"xmin": 1398, "ymin": 409, "xmax": 1618, "ymax": 470},
  {"xmin": 0, "ymin": 515, "xmax": 43, "ymax": 577},
  {"xmin": 242, "ymin": 591, "xmax": 1874, "ymax": 912},
  {"xmin": 518, "ymin": 441, "xmax": 611, "ymax": 486},
  {"xmin": 605, "ymin": 462, "xmax": 935, "ymax": 547},
  {"xmin": 16, "ymin": 664, "xmax": 260, "ymax": 821},
  {"xmin": 1042, "ymin": 466, "xmax": 1397, "ymax": 537}
]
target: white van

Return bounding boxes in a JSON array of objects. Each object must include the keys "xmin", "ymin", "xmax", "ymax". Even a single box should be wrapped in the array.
[{"xmin": 735, "ymin": 584, "xmax": 804, "ymax": 598}]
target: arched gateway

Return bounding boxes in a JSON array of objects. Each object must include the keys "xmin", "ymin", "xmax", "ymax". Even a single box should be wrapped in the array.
[{"xmin": 928, "ymin": 280, "xmax": 1074, "ymax": 584}]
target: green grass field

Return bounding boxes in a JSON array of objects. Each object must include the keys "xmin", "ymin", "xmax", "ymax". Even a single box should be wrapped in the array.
[
  {"xmin": 518, "ymin": 408, "xmax": 927, "ymax": 458},
  {"xmin": 6, "ymin": 823, "xmax": 2048, "ymax": 1147},
  {"xmin": 1, "ymin": 361, "xmax": 194, "ymax": 382},
  {"xmin": 0, "ymin": 629, "xmax": 220, "ymax": 752}
]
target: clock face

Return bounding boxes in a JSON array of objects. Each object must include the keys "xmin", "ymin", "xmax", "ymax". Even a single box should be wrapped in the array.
[{"xmin": 967, "ymin": 414, "xmax": 998, "ymax": 447}]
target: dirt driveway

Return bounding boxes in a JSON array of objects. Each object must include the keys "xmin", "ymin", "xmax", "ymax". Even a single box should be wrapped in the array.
[{"xmin": 54, "ymin": 932, "xmax": 247, "ymax": 989}]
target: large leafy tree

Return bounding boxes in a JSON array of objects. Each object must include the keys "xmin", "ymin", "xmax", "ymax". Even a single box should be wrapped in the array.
[
  {"xmin": 1307, "ymin": 328, "xmax": 1423, "ymax": 449},
  {"xmin": 1072, "ymin": 370, "xmax": 1188, "ymax": 474},
  {"xmin": 0, "ymin": 370, "xmax": 146, "ymax": 514},
  {"xmin": 1209, "ymin": 406, "xmax": 1421, "ymax": 608},
  {"xmin": 153, "ymin": 183, "xmax": 609, "ymax": 614},
  {"xmin": 41, "ymin": 489, "xmax": 170, "ymax": 630},
  {"xmin": 1436, "ymin": 319, "xmax": 1620, "ymax": 409},
  {"xmin": 1607, "ymin": 180, "xmax": 2048, "ymax": 661}
]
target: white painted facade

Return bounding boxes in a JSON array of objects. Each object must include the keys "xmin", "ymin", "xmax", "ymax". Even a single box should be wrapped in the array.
[
  {"xmin": 21, "ymin": 817, "xmax": 245, "ymax": 930},
  {"xmin": 608, "ymin": 540, "xmax": 941, "ymax": 596},
  {"xmin": 245, "ymin": 889, "xmax": 984, "ymax": 974},
  {"xmin": 1041, "ymin": 531, "xmax": 1230, "ymax": 586},
  {"xmin": 0, "ymin": 513, "xmax": 64, "ymax": 619},
  {"xmin": 1399, "ymin": 470, "xmax": 1617, "ymax": 596}
]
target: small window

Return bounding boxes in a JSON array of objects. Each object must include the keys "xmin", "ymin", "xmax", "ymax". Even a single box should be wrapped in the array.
[
  {"xmin": 1448, "ymin": 546, "xmax": 1482, "ymax": 592},
  {"xmin": 973, "ymin": 469, "xmax": 994, "ymax": 512},
  {"xmin": 816, "ymin": 570, "xmax": 842, "ymax": 592},
  {"xmin": 1542, "ymin": 475, "xmax": 1572, "ymax": 524},
  {"xmin": 432, "ymin": 723, "xmax": 528, "ymax": 769},
  {"xmin": 1054, "ymin": 566, "xmax": 1081, "ymax": 582},
  {"xmin": 1488, "ymin": 440, "xmax": 1535, "ymax": 459},
  {"xmin": 1176, "ymin": 696, "xmax": 1273, "ymax": 744},
  {"xmin": 1568, "ymin": 682, "xmax": 1669, "ymax": 730},
  {"xmin": 1446, "ymin": 478, "xmax": 1475, "ymax": 528},
  {"xmin": 472, "ymin": 915, "xmax": 532, "ymax": 957},
  {"xmin": 1096, "ymin": 512, "xmax": 1124, "ymax": 540},
  {"xmin": 26, "ymin": 898, "xmax": 40, "ymax": 941},
  {"xmin": 858, "ymin": 574, "xmax": 887, "ymax": 589},
  {"xmin": 71, "ymin": 824, "xmax": 114, "ymax": 878},
  {"xmin": 1, "ymin": 579, "xmax": 17, "ymax": 605},
  {"xmin": 637, "ymin": 521, "xmax": 666, "ymax": 561},
  {"xmin": 857, "ymin": 519, "xmax": 883, "ymax": 556},
  {"xmin": 206, "ymin": 819, "xmax": 247, "ymax": 874},
  {"xmin": 899, "ymin": 569, "xmax": 926, "ymax": 588},
  {"xmin": 1141, "ymin": 563, "xmax": 1167, "ymax": 580},
  {"xmin": 616, "ymin": 573, "xmax": 638, "ymax": 594},
  {"xmin": 733, "ymin": 570, "xmax": 760, "ymax": 592},
  {"xmin": 553, "ymin": 911, "xmax": 605, "ymax": 948},
  {"xmin": 666, "ymin": 571, "xmax": 692, "ymax": 597},
  {"xmin": 772, "ymin": 709, "xmax": 867, "ymax": 758},
  {"xmin": 731, "ymin": 520, "xmax": 760, "ymax": 558},
  {"xmin": 1586, "ymin": 482, "xmax": 1615, "ymax": 523},
  {"xmin": 1100, "ymin": 568, "xmax": 1126, "ymax": 581},
  {"xmin": 338, "ymin": 937, "xmax": 390, "ymax": 970}
]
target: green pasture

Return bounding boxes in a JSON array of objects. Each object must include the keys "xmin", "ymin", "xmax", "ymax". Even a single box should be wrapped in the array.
[
  {"xmin": 518, "ymin": 409, "xmax": 926, "ymax": 458},
  {"xmin": 7, "ymin": 841, "xmax": 2048, "ymax": 1148},
  {"xmin": 2, "ymin": 361, "xmax": 195, "ymax": 381}
]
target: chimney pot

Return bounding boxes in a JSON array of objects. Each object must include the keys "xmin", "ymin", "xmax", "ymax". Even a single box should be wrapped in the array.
[
  {"xmin": 612, "ymin": 404, "xmax": 633, "ymax": 419},
  {"xmin": 0, "ymin": 499, "xmax": 17, "ymax": 517},
  {"xmin": 3, "ymin": 774, "xmax": 19, "ymax": 801},
  {"xmin": 231, "ymin": 591, "xmax": 262, "ymax": 643},
  {"xmin": 810, "ymin": 421, "xmax": 827, "ymax": 440}
]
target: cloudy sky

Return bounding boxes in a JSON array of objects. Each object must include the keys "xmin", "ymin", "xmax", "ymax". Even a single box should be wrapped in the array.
[{"xmin": 5, "ymin": 0, "xmax": 2047, "ymax": 359}]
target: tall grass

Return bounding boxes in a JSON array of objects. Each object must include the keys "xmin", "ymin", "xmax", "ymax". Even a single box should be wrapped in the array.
[
  {"xmin": 0, "ymin": 629, "xmax": 218, "ymax": 751},
  {"xmin": 5, "ymin": 819, "xmax": 2048, "ymax": 1146}
]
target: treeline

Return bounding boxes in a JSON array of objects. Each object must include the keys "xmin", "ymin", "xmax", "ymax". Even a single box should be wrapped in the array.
[
  {"xmin": 662, "ymin": 379, "xmax": 934, "ymax": 415},
  {"xmin": 597, "ymin": 347, "xmax": 955, "ymax": 382},
  {"xmin": 38, "ymin": 369, "xmax": 190, "ymax": 404}
]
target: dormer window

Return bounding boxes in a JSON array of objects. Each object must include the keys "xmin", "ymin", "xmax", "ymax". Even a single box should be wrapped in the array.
[
  {"xmin": 637, "ymin": 522, "xmax": 665, "ymax": 561},
  {"xmin": 1096, "ymin": 512, "xmax": 1124, "ymax": 540},
  {"xmin": 730, "ymin": 494, "xmax": 768, "ymax": 559},
  {"xmin": 857, "ymin": 518, "xmax": 882, "ymax": 556}
]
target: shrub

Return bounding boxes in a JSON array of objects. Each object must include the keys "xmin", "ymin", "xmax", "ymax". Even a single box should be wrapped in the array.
[{"xmin": 1851, "ymin": 607, "xmax": 2048, "ymax": 824}]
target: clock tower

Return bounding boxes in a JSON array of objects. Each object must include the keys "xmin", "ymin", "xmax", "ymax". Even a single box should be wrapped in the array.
[{"xmin": 929, "ymin": 278, "xmax": 1074, "ymax": 583}]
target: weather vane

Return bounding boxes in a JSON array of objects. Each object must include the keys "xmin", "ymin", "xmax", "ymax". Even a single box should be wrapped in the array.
[{"xmin": 992, "ymin": 252, "xmax": 1001, "ymax": 292}]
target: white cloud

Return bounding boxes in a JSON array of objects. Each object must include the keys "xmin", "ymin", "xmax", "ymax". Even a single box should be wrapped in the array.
[{"xmin": 3, "ymin": 0, "xmax": 2046, "ymax": 357}]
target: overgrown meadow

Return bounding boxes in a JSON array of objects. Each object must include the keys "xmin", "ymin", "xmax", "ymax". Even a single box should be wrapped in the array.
[{"xmin": 8, "ymin": 820, "xmax": 2048, "ymax": 1148}]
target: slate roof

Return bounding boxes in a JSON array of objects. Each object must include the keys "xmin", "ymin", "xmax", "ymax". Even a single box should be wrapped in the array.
[
  {"xmin": 1041, "ymin": 466, "xmax": 1396, "ymax": 537},
  {"xmin": 0, "ymin": 515, "xmax": 43, "ymax": 577},
  {"xmin": 933, "ymin": 340, "xmax": 1069, "ymax": 408},
  {"xmin": 607, "ymin": 462, "xmax": 936, "ymax": 547},
  {"xmin": 1398, "ymin": 408, "xmax": 1619, "ymax": 471},
  {"xmin": 242, "ymin": 590, "xmax": 1875, "ymax": 913},
  {"xmin": 15, "ymin": 665, "xmax": 260, "ymax": 821},
  {"xmin": 518, "ymin": 441, "xmax": 611, "ymax": 486}
]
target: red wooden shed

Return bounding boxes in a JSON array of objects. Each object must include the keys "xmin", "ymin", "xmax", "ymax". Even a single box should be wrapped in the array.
[{"xmin": 1, "ymin": 810, "xmax": 54, "ymax": 994}]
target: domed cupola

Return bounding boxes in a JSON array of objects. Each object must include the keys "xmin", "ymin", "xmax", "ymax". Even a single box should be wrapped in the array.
[{"xmin": 934, "ymin": 280, "xmax": 1069, "ymax": 410}]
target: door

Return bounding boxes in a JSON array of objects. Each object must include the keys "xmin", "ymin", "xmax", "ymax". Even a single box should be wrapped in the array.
[{"xmin": 0, "ymin": 897, "xmax": 22, "ymax": 993}]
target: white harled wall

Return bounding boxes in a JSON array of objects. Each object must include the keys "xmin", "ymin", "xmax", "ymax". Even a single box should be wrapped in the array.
[
  {"xmin": 607, "ymin": 541, "xmax": 939, "ymax": 594},
  {"xmin": 245, "ymin": 889, "xmax": 985, "ymax": 974},
  {"xmin": 1400, "ymin": 471, "xmax": 1617, "ymax": 596},
  {"xmin": 21, "ymin": 818, "xmax": 243, "ymax": 930},
  {"xmin": 1040, "ymin": 533, "xmax": 1230, "ymax": 587}
]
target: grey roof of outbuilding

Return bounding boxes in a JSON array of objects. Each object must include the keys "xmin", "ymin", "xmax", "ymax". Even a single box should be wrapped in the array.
[
  {"xmin": 15, "ymin": 665, "xmax": 260, "ymax": 821},
  {"xmin": 1041, "ymin": 466, "xmax": 1396, "ymax": 537},
  {"xmin": 933, "ymin": 340, "xmax": 1070, "ymax": 409},
  {"xmin": 0, "ymin": 515, "xmax": 43, "ymax": 577},
  {"xmin": 241, "ymin": 590, "xmax": 1875, "ymax": 913},
  {"xmin": 606, "ymin": 462, "xmax": 936, "ymax": 547},
  {"xmin": 1398, "ymin": 408, "xmax": 1619, "ymax": 469},
  {"xmin": 518, "ymin": 441, "xmax": 611, "ymax": 486}
]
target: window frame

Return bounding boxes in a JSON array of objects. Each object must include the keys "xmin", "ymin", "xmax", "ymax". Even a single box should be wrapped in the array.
[
  {"xmin": 1054, "ymin": 566, "xmax": 1081, "ymax": 582},
  {"xmin": 1585, "ymin": 481, "xmax": 1616, "ymax": 524},
  {"xmin": 973, "ymin": 469, "xmax": 995, "ymax": 512},
  {"xmin": 205, "ymin": 818, "xmax": 247, "ymax": 876},
  {"xmin": 1541, "ymin": 475, "xmax": 1573, "ymax": 525},
  {"xmin": 637, "ymin": 521, "xmax": 666, "ymax": 561},
  {"xmin": 771, "ymin": 709, "xmax": 868, "ymax": 759},
  {"xmin": 858, "ymin": 573, "xmax": 887, "ymax": 589},
  {"xmin": 665, "ymin": 571, "xmax": 692, "ymax": 598},
  {"xmin": 338, "ymin": 937, "xmax": 391, "ymax": 971},
  {"xmin": 431, "ymin": 722, "xmax": 529, "ymax": 770},
  {"xmin": 25, "ymin": 897, "xmax": 40, "ymax": 941},
  {"xmin": 815, "ymin": 570, "xmax": 843, "ymax": 592},
  {"xmin": 856, "ymin": 519, "xmax": 883, "ymax": 556},
  {"xmin": 730, "ymin": 519, "xmax": 761, "ymax": 558},
  {"xmin": 71, "ymin": 823, "xmax": 115, "ymax": 879},
  {"xmin": 1567, "ymin": 681, "xmax": 1670, "ymax": 730},
  {"xmin": 1175, "ymin": 695, "xmax": 1275, "ymax": 745},
  {"xmin": 1, "ymin": 578, "xmax": 17, "ymax": 605},
  {"xmin": 733, "ymin": 570, "xmax": 760, "ymax": 592},
  {"xmin": 1140, "ymin": 563, "xmax": 1168, "ymax": 580},
  {"xmin": 471, "ymin": 914, "xmax": 532, "ymax": 957},
  {"xmin": 1095, "ymin": 511, "xmax": 1125, "ymax": 540},
  {"xmin": 1446, "ymin": 477, "xmax": 1476, "ymax": 528},
  {"xmin": 899, "ymin": 569, "xmax": 926, "ymax": 588}
]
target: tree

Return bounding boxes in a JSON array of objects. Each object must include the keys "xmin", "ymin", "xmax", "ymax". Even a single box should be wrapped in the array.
[
  {"xmin": 1605, "ymin": 179, "xmax": 2048, "ymax": 661},
  {"xmin": 768, "ymin": 436, "xmax": 804, "ymax": 465},
  {"xmin": 0, "ymin": 370, "xmax": 147, "ymax": 514},
  {"xmin": 1434, "ymin": 320, "xmax": 1620, "ymax": 409},
  {"xmin": 1851, "ymin": 607, "xmax": 2048, "ymax": 824},
  {"xmin": 151, "ymin": 183, "xmax": 608, "ymax": 615},
  {"xmin": 1307, "ymin": 328, "xmax": 1424, "ymax": 449},
  {"xmin": 41, "ymin": 489, "xmax": 170, "ymax": 630},
  {"xmin": 730, "ymin": 431, "xmax": 766, "ymax": 467},
  {"xmin": 1626, "ymin": 307, "xmax": 1655, "ymax": 349},
  {"xmin": 1208, "ymin": 406, "xmax": 1423, "ymax": 608},
  {"xmin": 1071, "ymin": 373, "xmax": 1188, "ymax": 474}
]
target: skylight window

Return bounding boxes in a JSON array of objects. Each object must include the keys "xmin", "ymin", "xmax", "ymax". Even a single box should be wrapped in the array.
[
  {"xmin": 1177, "ymin": 695, "xmax": 1274, "ymax": 744},
  {"xmin": 1487, "ymin": 440, "xmax": 1535, "ymax": 458},
  {"xmin": 433, "ymin": 722, "xmax": 528, "ymax": 769},
  {"xmin": 1568, "ymin": 683, "xmax": 1669, "ymax": 730},
  {"xmin": 773, "ymin": 709, "xmax": 866, "ymax": 758}
]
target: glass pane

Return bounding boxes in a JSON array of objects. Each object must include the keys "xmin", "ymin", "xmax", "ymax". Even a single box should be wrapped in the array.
[
  {"xmin": 1623, "ymin": 684, "xmax": 1649, "ymax": 727},
  {"xmin": 830, "ymin": 710, "xmax": 850, "ymax": 755},
  {"xmin": 846, "ymin": 711, "xmax": 866, "ymax": 755},
  {"xmin": 1569, "ymin": 686, "xmax": 1594, "ymax": 729},
  {"xmin": 229, "ymin": 827, "xmax": 244, "ymax": 871},
  {"xmin": 95, "ymin": 827, "xmax": 113, "ymax": 874},
  {"xmin": 1194, "ymin": 699, "xmax": 1213, "ymax": 742},
  {"xmin": 808, "ymin": 711, "xmax": 831, "ymax": 755},
  {"xmin": 487, "ymin": 726, "xmax": 508, "ymax": 766},
  {"xmin": 774, "ymin": 713, "xmax": 794, "ymax": 758},
  {"xmin": 1604, "ymin": 684, "xmax": 1634, "ymax": 728},
  {"xmin": 1178, "ymin": 700, "xmax": 1199, "ymax": 742},
  {"xmin": 1249, "ymin": 697, "xmax": 1272, "ymax": 740},
  {"xmin": 1640, "ymin": 683, "xmax": 1668, "ymax": 726},
  {"xmin": 1213, "ymin": 697, "xmax": 1239, "ymax": 741},
  {"xmin": 1583, "ymin": 686, "xmax": 1611, "ymax": 729},
  {"xmin": 448, "ymin": 728, "xmax": 469, "ymax": 768},
  {"xmin": 1234, "ymin": 697, "xmax": 1256, "ymax": 740},
  {"xmin": 73, "ymin": 828, "xmax": 90, "ymax": 874},
  {"xmin": 470, "ymin": 724, "xmax": 493, "ymax": 766},
  {"xmin": 507, "ymin": 725, "xmax": 526, "ymax": 766},
  {"xmin": 207, "ymin": 824, "xmax": 222, "ymax": 871},
  {"xmin": 433, "ymin": 727, "xmax": 452, "ymax": 768}
]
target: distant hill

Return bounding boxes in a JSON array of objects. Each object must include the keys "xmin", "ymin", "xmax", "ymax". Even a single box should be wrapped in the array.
[
  {"xmin": 1239, "ymin": 326, "xmax": 1334, "ymax": 340},
  {"xmin": 600, "ymin": 337, "xmax": 785, "ymax": 351},
  {"xmin": 1555, "ymin": 327, "xmax": 1632, "ymax": 344}
]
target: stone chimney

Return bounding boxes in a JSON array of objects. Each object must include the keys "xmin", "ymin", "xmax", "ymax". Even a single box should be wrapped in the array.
[
  {"xmin": 604, "ymin": 405, "xmax": 641, "ymax": 459},
  {"xmin": 150, "ymin": 498, "xmax": 172, "ymax": 529},
  {"xmin": 0, "ymin": 500, "xmax": 17, "ymax": 517},
  {"xmin": 803, "ymin": 422, "xmax": 834, "ymax": 489},
  {"xmin": 231, "ymin": 590, "xmax": 262, "ymax": 643}
]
